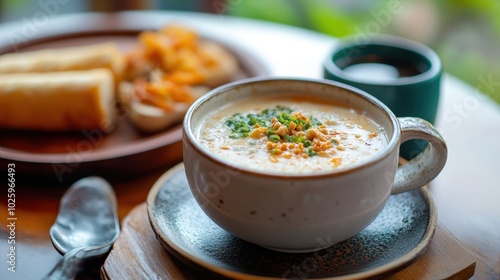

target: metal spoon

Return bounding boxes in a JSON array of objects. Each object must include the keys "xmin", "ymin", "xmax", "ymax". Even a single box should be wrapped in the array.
[{"xmin": 43, "ymin": 177, "xmax": 120, "ymax": 280}]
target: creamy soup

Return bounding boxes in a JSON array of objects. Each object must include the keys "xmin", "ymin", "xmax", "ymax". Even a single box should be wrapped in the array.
[{"xmin": 197, "ymin": 97, "xmax": 387, "ymax": 174}]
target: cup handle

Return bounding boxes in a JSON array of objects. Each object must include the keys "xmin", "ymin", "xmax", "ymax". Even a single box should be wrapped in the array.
[{"xmin": 392, "ymin": 117, "xmax": 448, "ymax": 195}]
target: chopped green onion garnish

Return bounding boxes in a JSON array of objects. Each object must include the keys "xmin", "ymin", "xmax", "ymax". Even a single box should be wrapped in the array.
[
  {"xmin": 269, "ymin": 134, "xmax": 281, "ymax": 142},
  {"xmin": 307, "ymin": 148, "xmax": 317, "ymax": 157},
  {"xmin": 304, "ymin": 140, "xmax": 312, "ymax": 147}
]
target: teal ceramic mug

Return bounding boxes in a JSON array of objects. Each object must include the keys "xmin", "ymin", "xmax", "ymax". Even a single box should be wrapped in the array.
[{"xmin": 323, "ymin": 35, "xmax": 441, "ymax": 159}]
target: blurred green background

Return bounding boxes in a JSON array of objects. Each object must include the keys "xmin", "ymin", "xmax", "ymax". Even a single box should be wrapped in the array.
[
  {"xmin": 1, "ymin": 0, "xmax": 499, "ymax": 104},
  {"xmin": 228, "ymin": 0, "xmax": 500, "ymax": 104}
]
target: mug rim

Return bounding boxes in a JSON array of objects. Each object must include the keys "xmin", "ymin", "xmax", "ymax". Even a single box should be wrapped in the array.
[
  {"xmin": 183, "ymin": 77, "xmax": 401, "ymax": 179},
  {"xmin": 323, "ymin": 35, "xmax": 442, "ymax": 86}
]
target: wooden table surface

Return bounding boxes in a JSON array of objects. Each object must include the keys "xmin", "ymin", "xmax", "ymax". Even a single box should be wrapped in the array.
[{"xmin": 0, "ymin": 11, "xmax": 499, "ymax": 280}]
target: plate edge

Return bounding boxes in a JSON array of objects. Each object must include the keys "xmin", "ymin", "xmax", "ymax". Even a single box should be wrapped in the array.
[{"xmin": 147, "ymin": 164, "xmax": 438, "ymax": 280}]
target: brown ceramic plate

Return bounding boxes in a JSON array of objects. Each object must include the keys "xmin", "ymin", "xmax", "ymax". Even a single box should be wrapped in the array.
[
  {"xmin": 147, "ymin": 163, "xmax": 437, "ymax": 279},
  {"xmin": 0, "ymin": 13, "xmax": 268, "ymax": 182}
]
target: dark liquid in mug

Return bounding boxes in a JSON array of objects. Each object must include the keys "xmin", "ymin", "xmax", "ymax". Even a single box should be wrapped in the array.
[{"xmin": 337, "ymin": 56, "xmax": 426, "ymax": 83}]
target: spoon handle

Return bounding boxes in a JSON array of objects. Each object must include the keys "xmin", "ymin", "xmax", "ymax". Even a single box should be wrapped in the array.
[{"xmin": 42, "ymin": 248, "xmax": 85, "ymax": 280}]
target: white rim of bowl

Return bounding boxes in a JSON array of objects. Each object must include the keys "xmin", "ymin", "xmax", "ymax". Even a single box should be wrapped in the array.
[{"xmin": 183, "ymin": 77, "xmax": 401, "ymax": 179}]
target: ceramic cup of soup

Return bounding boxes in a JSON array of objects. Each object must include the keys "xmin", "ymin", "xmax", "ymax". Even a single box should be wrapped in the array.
[
  {"xmin": 323, "ymin": 35, "xmax": 442, "ymax": 159},
  {"xmin": 183, "ymin": 77, "xmax": 447, "ymax": 253}
]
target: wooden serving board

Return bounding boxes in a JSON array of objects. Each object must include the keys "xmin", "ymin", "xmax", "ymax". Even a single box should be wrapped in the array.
[{"xmin": 101, "ymin": 203, "xmax": 476, "ymax": 280}]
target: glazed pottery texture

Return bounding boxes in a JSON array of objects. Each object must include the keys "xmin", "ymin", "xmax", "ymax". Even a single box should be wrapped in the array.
[
  {"xmin": 148, "ymin": 164, "xmax": 436, "ymax": 279},
  {"xmin": 183, "ymin": 78, "xmax": 447, "ymax": 252},
  {"xmin": 323, "ymin": 35, "xmax": 442, "ymax": 159}
]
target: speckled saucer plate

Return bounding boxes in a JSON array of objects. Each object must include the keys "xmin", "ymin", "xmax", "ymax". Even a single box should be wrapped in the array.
[{"xmin": 147, "ymin": 163, "xmax": 437, "ymax": 279}]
